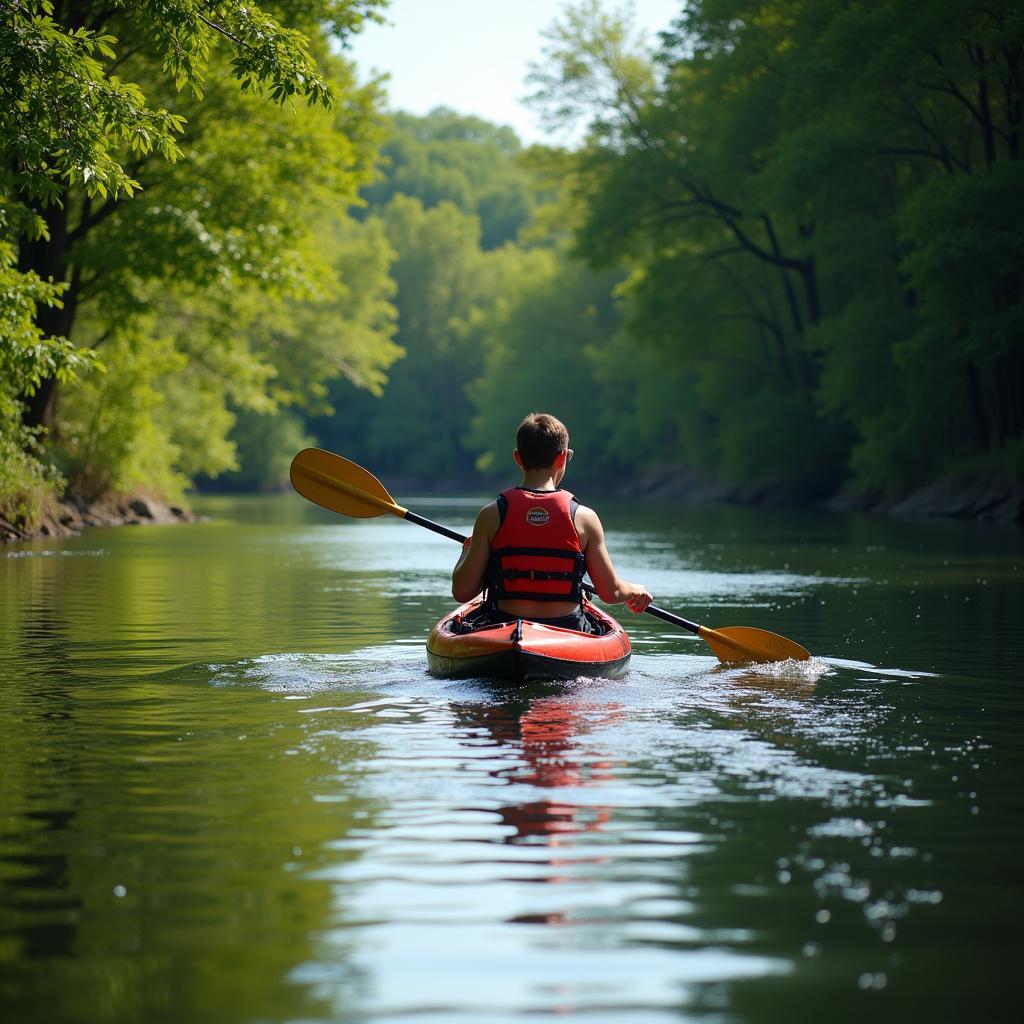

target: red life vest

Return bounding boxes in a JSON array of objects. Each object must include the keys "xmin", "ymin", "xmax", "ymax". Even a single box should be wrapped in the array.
[{"xmin": 486, "ymin": 487, "xmax": 585, "ymax": 603}]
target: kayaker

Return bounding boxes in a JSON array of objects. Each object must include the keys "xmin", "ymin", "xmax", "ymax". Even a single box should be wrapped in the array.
[{"xmin": 452, "ymin": 412, "xmax": 651, "ymax": 632}]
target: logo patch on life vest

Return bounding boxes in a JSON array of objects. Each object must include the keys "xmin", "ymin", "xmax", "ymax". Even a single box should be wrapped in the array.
[{"xmin": 526, "ymin": 507, "xmax": 550, "ymax": 526}]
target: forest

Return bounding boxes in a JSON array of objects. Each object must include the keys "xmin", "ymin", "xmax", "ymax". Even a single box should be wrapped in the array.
[{"xmin": 2, "ymin": 0, "xmax": 1022, "ymax": 529}]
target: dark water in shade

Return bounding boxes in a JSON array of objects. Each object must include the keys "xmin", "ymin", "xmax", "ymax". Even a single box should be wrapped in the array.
[{"xmin": 1, "ymin": 494, "xmax": 1021, "ymax": 1023}]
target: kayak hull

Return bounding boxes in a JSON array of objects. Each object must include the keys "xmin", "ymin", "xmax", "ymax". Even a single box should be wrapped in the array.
[{"xmin": 426, "ymin": 598, "xmax": 631, "ymax": 683}]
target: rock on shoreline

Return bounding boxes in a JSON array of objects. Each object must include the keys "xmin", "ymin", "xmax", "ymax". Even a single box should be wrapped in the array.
[{"xmin": 0, "ymin": 494, "xmax": 195, "ymax": 542}]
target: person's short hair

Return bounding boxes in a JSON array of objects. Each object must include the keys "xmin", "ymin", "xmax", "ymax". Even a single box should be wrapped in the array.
[{"xmin": 516, "ymin": 413, "xmax": 569, "ymax": 470}]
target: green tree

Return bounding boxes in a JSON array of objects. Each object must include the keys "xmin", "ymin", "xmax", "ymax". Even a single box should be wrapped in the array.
[
  {"xmin": 526, "ymin": 0, "xmax": 1024, "ymax": 499},
  {"xmin": 526, "ymin": 1, "xmax": 845, "ymax": 497},
  {"xmin": 212, "ymin": 407, "xmax": 314, "ymax": 492},
  {"xmin": 361, "ymin": 108, "xmax": 535, "ymax": 249},
  {"xmin": 1, "ymin": 1, "xmax": 396, "ymax": 517},
  {"xmin": 310, "ymin": 190, "xmax": 570, "ymax": 484},
  {"xmin": 46, "ymin": 51, "xmax": 398, "ymax": 501},
  {"xmin": 3, "ymin": 0, "xmax": 385, "ymax": 426},
  {"xmin": 314, "ymin": 196, "xmax": 493, "ymax": 478},
  {"xmin": 469, "ymin": 250, "xmax": 625, "ymax": 486}
]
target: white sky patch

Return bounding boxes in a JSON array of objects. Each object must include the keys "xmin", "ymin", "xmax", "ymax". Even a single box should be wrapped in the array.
[{"xmin": 348, "ymin": 0, "xmax": 683, "ymax": 144}]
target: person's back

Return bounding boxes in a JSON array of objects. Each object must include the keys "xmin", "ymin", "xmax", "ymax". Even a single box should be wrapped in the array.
[
  {"xmin": 487, "ymin": 482, "xmax": 585, "ymax": 620},
  {"xmin": 452, "ymin": 413, "xmax": 651, "ymax": 628}
]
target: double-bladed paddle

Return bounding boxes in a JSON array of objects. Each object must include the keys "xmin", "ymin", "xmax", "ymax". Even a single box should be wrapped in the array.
[{"xmin": 289, "ymin": 447, "xmax": 811, "ymax": 664}]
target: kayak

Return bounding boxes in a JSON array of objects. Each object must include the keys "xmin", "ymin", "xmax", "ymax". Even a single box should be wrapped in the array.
[{"xmin": 426, "ymin": 597, "xmax": 632, "ymax": 683}]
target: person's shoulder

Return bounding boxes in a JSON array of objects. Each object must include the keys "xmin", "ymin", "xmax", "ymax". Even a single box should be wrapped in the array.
[
  {"xmin": 574, "ymin": 502, "xmax": 604, "ymax": 542},
  {"xmin": 475, "ymin": 501, "xmax": 500, "ymax": 530}
]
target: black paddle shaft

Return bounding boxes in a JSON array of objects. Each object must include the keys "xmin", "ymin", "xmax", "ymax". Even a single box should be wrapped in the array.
[
  {"xmin": 404, "ymin": 510, "xmax": 468, "ymax": 544},
  {"xmin": 643, "ymin": 604, "xmax": 702, "ymax": 636},
  {"xmin": 585, "ymin": 581, "xmax": 700, "ymax": 634}
]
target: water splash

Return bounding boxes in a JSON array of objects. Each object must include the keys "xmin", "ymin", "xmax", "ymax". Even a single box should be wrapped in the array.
[{"xmin": 207, "ymin": 646, "xmax": 427, "ymax": 694}]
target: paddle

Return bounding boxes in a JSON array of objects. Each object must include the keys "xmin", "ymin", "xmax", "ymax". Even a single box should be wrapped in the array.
[{"xmin": 290, "ymin": 447, "xmax": 811, "ymax": 664}]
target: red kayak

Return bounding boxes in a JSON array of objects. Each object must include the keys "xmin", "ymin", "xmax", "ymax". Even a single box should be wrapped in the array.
[{"xmin": 426, "ymin": 598, "xmax": 632, "ymax": 683}]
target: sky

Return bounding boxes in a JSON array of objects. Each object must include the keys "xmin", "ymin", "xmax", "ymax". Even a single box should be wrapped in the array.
[{"xmin": 346, "ymin": 0, "xmax": 682, "ymax": 144}]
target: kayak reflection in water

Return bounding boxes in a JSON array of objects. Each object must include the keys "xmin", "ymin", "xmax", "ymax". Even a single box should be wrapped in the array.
[
  {"xmin": 453, "ymin": 694, "xmax": 618, "ymax": 844},
  {"xmin": 452, "ymin": 412, "xmax": 651, "ymax": 634},
  {"xmin": 453, "ymin": 695, "xmax": 621, "ymax": 936}
]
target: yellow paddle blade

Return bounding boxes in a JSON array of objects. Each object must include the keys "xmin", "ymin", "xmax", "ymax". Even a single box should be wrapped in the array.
[
  {"xmin": 698, "ymin": 624, "xmax": 811, "ymax": 664},
  {"xmin": 289, "ymin": 448, "xmax": 408, "ymax": 519}
]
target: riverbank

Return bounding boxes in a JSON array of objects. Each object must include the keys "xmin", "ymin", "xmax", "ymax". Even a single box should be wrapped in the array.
[
  {"xmin": 832, "ymin": 471, "xmax": 1024, "ymax": 526},
  {"xmin": 0, "ymin": 493, "xmax": 195, "ymax": 542},
  {"xmin": 624, "ymin": 466, "xmax": 1024, "ymax": 526},
  {"xmin": 5, "ymin": 466, "xmax": 1021, "ymax": 543},
  {"xmin": 293, "ymin": 464, "xmax": 1024, "ymax": 527}
]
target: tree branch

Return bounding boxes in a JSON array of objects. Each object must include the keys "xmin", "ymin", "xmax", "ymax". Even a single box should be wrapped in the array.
[
  {"xmin": 916, "ymin": 75, "xmax": 986, "ymax": 125},
  {"xmin": 196, "ymin": 13, "xmax": 255, "ymax": 52},
  {"xmin": 67, "ymin": 195, "xmax": 125, "ymax": 246},
  {"xmin": 893, "ymin": 97, "xmax": 965, "ymax": 172},
  {"xmin": 877, "ymin": 145, "xmax": 954, "ymax": 171}
]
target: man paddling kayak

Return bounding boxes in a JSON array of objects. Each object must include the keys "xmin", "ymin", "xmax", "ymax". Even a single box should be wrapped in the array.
[{"xmin": 452, "ymin": 413, "xmax": 652, "ymax": 633}]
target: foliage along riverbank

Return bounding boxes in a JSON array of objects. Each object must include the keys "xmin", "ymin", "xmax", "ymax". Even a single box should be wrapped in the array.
[
  {"xmin": 2, "ymin": 1, "xmax": 1022, "ymax": 537},
  {"xmin": 1, "ymin": 1, "xmax": 395, "ymax": 537},
  {"xmin": 200, "ymin": 0, "xmax": 1024, "ymax": 525}
]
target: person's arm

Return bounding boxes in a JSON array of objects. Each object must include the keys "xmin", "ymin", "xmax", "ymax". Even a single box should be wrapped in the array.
[
  {"xmin": 576, "ymin": 506, "xmax": 652, "ymax": 613},
  {"xmin": 452, "ymin": 502, "xmax": 500, "ymax": 603}
]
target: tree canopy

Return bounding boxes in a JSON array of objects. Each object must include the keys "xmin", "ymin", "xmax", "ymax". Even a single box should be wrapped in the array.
[
  {"xmin": 1, "ymin": 0, "xmax": 396, "ymax": 516},
  {"xmin": 4, "ymin": 0, "xmax": 1021, "ymax": 523},
  {"xmin": 521, "ymin": 0, "xmax": 1024, "ymax": 498},
  {"xmin": 361, "ymin": 107, "xmax": 537, "ymax": 249}
]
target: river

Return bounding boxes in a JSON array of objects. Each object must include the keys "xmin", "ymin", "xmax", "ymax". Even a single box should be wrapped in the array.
[{"xmin": 1, "ymin": 494, "xmax": 1021, "ymax": 1023}]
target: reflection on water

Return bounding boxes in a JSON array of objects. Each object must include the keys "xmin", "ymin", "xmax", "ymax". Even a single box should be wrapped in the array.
[{"xmin": 1, "ymin": 495, "xmax": 1022, "ymax": 1023}]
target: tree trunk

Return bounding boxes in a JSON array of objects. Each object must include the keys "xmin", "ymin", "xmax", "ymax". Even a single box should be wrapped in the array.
[
  {"xmin": 995, "ymin": 348, "xmax": 1024, "ymax": 444},
  {"xmin": 964, "ymin": 361, "xmax": 991, "ymax": 451},
  {"xmin": 17, "ymin": 201, "xmax": 79, "ymax": 430},
  {"xmin": 761, "ymin": 215, "xmax": 805, "ymax": 336},
  {"xmin": 800, "ymin": 255, "xmax": 821, "ymax": 327},
  {"xmin": 977, "ymin": 71, "xmax": 997, "ymax": 167}
]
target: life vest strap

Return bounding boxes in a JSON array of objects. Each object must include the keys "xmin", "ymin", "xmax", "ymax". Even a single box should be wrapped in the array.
[
  {"xmin": 491, "ymin": 545, "xmax": 583, "ymax": 560},
  {"xmin": 486, "ymin": 546, "xmax": 585, "ymax": 602},
  {"xmin": 501, "ymin": 568, "xmax": 577, "ymax": 582}
]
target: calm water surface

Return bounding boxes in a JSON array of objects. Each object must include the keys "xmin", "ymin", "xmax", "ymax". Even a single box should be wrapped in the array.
[{"xmin": 1, "ymin": 494, "xmax": 1021, "ymax": 1023}]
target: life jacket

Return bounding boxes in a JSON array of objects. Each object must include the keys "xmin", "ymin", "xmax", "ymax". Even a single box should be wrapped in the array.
[{"xmin": 486, "ymin": 487, "xmax": 585, "ymax": 603}]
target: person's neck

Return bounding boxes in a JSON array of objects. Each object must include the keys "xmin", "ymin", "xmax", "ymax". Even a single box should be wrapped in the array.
[{"xmin": 519, "ymin": 468, "xmax": 559, "ymax": 491}]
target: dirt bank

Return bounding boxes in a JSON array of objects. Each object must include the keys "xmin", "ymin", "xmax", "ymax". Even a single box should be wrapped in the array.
[
  {"xmin": 827, "ymin": 472, "xmax": 1024, "ymax": 526},
  {"xmin": 1, "ymin": 494, "xmax": 195, "ymax": 543},
  {"xmin": 621, "ymin": 466, "xmax": 1024, "ymax": 526}
]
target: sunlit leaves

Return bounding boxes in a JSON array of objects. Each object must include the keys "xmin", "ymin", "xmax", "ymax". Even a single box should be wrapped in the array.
[
  {"xmin": 0, "ymin": 1, "xmax": 391, "ymax": 520},
  {"xmin": 0, "ymin": 242, "xmax": 95, "ymax": 399},
  {"xmin": 59, "ymin": 48, "xmax": 395, "ymax": 494},
  {"xmin": 0, "ymin": 9, "xmax": 181, "ymax": 204},
  {"xmin": 526, "ymin": 0, "xmax": 658, "ymax": 146}
]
